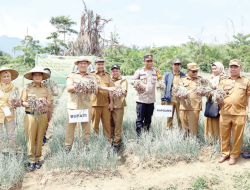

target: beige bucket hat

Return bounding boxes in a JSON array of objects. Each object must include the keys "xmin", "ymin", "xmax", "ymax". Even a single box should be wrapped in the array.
[
  {"xmin": 24, "ymin": 66, "xmax": 50, "ymax": 80},
  {"xmin": 74, "ymin": 56, "xmax": 91, "ymax": 65},
  {"xmin": 0, "ymin": 67, "xmax": 19, "ymax": 81},
  {"xmin": 187, "ymin": 63, "xmax": 199, "ymax": 70},
  {"xmin": 229, "ymin": 59, "xmax": 241, "ymax": 66}
]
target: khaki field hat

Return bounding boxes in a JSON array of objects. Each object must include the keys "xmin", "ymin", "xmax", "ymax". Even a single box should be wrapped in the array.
[
  {"xmin": 187, "ymin": 63, "xmax": 199, "ymax": 70},
  {"xmin": 229, "ymin": 59, "xmax": 241, "ymax": 66},
  {"xmin": 0, "ymin": 67, "xmax": 19, "ymax": 81},
  {"xmin": 24, "ymin": 66, "xmax": 50, "ymax": 80},
  {"xmin": 95, "ymin": 57, "xmax": 105, "ymax": 63},
  {"xmin": 144, "ymin": 54, "xmax": 153, "ymax": 61},
  {"xmin": 172, "ymin": 58, "xmax": 181, "ymax": 64},
  {"xmin": 74, "ymin": 56, "xmax": 91, "ymax": 65}
]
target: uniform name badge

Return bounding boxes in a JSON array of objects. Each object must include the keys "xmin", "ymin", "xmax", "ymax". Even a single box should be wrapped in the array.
[
  {"xmin": 2, "ymin": 107, "xmax": 11, "ymax": 116},
  {"xmin": 68, "ymin": 109, "xmax": 89, "ymax": 123},
  {"xmin": 155, "ymin": 105, "xmax": 173, "ymax": 117}
]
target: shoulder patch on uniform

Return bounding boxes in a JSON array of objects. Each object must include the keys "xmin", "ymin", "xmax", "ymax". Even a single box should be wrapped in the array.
[
  {"xmin": 43, "ymin": 83, "xmax": 49, "ymax": 88},
  {"xmin": 25, "ymin": 83, "xmax": 32, "ymax": 89},
  {"xmin": 105, "ymin": 71, "xmax": 111, "ymax": 75}
]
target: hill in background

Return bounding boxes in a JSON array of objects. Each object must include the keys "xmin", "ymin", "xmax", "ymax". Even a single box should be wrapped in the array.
[{"xmin": 0, "ymin": 35, "xmax": 23, "ymax": 57}]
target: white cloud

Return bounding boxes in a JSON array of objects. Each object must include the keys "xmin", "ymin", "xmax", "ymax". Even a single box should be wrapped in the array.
[
  {"xmin": 0, "ymin": 15, "xmax": 56, "ymax": 44},
  {"xmin": 127, "ymin": 4, "xmax": 141, "ymax": 12}
]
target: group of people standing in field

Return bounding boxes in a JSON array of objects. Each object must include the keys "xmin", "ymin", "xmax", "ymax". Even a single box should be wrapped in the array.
[
  {"xmin": 0, "ymin": 54, "xmax": 250, "ymax": 172},
  {"xmin": 161, "ymin": 58, "xmax": 250, "ymax": 165}
]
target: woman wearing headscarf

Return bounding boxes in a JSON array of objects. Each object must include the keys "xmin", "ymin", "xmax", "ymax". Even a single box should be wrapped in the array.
[
  {"xmin": 21, "ymin": 67, "xmax": 53, "ymax": 171},
  {"xmin": 0, "ymin": 67, "xmax": 19, "ymax": 155},
  {"xmin": 205, "ymin": 62, "xmax": 226, "ymax": 144}
]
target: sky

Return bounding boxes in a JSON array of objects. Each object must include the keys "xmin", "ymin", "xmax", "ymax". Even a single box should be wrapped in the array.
[{"xmin": 1, "ymin": 0, "xmax": 250, "ymax": 47}]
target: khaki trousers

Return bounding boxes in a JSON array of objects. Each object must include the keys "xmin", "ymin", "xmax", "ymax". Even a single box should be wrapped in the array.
[
  {"xmin": 0, "ymin": 118, "xmax": 16, "ymax": 153},
  {"xmin": 24, "ymin": 113, "xmax": 47, "ymax": 163},
  {"xmin": 205, "ymin": 117, "xmax": 220, "ymax": 143},
  {"xmin": 180, "ymin": 110, "xmax": 200, "ymax": 136},
  {"xmin": 220, "ymin": 114, "xmax": 245, "ymax": 158},
  {"xmin": 65, "ymin": 108, "xmax": 92, "ymax": 149},
  {"xmin": 111, "ymin": 108, "xmax": 124, "ymax": 146},
  {"xmin": 45, "ymin": 104, "xmax": 54, "ymax": 138},
  {"xmin": 92, "ymin": 106, "xmax": 111, "ymax": 139},
  {"xmin": 166, "ymin": 101, "xmax": 182, "ymax": 129}
]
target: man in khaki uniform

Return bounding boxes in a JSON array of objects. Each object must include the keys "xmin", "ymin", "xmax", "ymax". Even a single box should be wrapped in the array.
[
  {"xmin": 110, "ymin": 64, "xmax": 128, "ymax": 152},
  {"xmin": 131, "ymin": 54, "xmax": 163, "ymax": 136},
  {"xmin": 65, "ymin": 57, "xmax": 95, "ymax": 151},
  {"xmin": 43, "ymin": 68, "xmax": 59, "ymax": 144},
  {"xmin": 179, "ymin": 63, "xmax": 203, "ymax": 136},
  {"xmin": 91, "ymin": 58, "xmax": 114, "ymax": 139},
  {"xmin": 218, "ymin": 59, "xmax": 250, "ymax": 165},
  {"xmin": 21, "ymin": 67, "xmax": 53, "ymax": 171},
  {"xmin": 161, "ymin": 59, "xmax": 186, "ymax": 129}
]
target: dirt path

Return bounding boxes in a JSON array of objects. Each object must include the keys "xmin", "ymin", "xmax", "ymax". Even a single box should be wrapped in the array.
[{"xmin": 20, "ymin": 153, "xmax": 250, "ymax": 190}]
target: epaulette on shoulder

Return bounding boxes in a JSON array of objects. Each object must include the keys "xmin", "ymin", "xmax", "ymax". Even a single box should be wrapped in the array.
[
  {"xmin": 90, "ymin": 71, "xmax": 95, "ymax": 73},
  {"xmin": 105, "ymin": 71, "xmax": 111, "ymax": 75},
  {"xmin": 220, "ymin": 75, "xmax": 227, "ymax": 80},
  {"xmin": 181, "ymin": 75, "xmax": 187, "ymax": 78},
  {"xmin": 197, "ymin": 76, "xmax": 203, "ymax": 78},
  {"xmin": 25, "ymin": 83, "xmax": 32, "ymax": 89}
]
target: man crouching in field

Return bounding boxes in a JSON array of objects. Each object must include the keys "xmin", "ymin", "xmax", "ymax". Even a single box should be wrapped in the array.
[
  {"xmin": 131, "ymin": 54, "xmax": 163, "ymax": 136},
  {"xmin": 218, "ymin": 59, "xmax": 250, "ymax": 165},
  {"xmin": 110, "ymin": 64, "xmax": 128, "ymax": 152}
]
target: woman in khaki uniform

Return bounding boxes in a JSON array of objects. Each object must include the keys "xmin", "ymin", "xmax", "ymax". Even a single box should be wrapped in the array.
[
  {"xmin": 205, "ymin": 62, "xmax": 226, "ymax": 144},
  {"xmin": 0, "ymin": 67, "xmax": 19, "ymax": 155},
  {"xmin": 21, "ymin": 67, "xmax": 53, "ymax": 171}
]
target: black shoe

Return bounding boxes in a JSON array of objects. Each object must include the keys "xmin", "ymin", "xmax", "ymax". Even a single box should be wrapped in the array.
[
  {"xmin": 35, "ymin": 161, "xmax": 42, "ymax": 169},
  {"xmin": 242, "ymin": 152, "xmax": 250, "ymax": 159},
  {"xmin": 65, "ymin": 148, "xmax": 71, "ymax": 153},
  {"xmin": 28, "ymin": 163, "xmax": 36, "ymax": 171},
  {"xmin": 113, "ymin": 145, "xmax": 120, "ymax": 153},
  {"xmin": 42, "ymin": 136, "xmax": 48, "ymax": 146}
]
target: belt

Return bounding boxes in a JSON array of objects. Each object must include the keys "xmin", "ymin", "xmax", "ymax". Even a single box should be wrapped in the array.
[{"xmin": 25, "ymin": 111, "xmax": 47, "ymax": 115}]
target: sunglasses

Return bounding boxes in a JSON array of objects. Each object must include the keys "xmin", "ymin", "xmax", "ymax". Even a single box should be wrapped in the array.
[
  {"xmin": 189, "ymin": 70, "xmax": 198, "ymax": 73},
  {"xmin": 174, "ymin": 63, "xmax": 181, "ymax": 66}
]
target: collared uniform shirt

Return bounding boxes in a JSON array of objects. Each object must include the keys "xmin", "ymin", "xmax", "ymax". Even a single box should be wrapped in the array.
[
  {"xmin": 179, "ymin": 76, "xmax": 202, "ymax": 111},
  {"xmin": 131, "ymin": 67, "xmax": 163, "ymax": 104},
  {"xmin": 43, "ymin": 79, "xmax": 59, "ymax": 96},
  {"xmin": 112, "ymin": 76, "xmax": 128, "ymax": 108},
  {"xmin": 66, "ymin": 71, "xmax": 97, "ymax": 109},
  {"xmin": 220, "ymin": 76, "xmax": 250, "ymax": 116},
  {"xmin": 91, "ymin": 70, "xmax": 114, "ymax": 107},
  {"xmin": 171, "ymin": 72, "xmax": 181, "ymax": 102},
  {"xmin": 0, "ymin": 85, "xmax": 18, "ymax": 123},
  {"xmin": 20, "ymin": 82, "xmax": 53, "ymax": 112}
]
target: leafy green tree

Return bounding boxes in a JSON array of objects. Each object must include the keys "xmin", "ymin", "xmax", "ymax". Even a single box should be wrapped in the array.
[
  {"xmin": 50, "ymin": 15, "xmax": 78, "ymax": 54},
  {"xmin": 233, "ymin": 33, "xmax": 250, "ymax": 46},
  {"xmin": 13, "ymin": 35, "xmax": 42, "ymax": 68},
  {"xmin": 44, "ymin": 32, "xmax": 67, "ymax": 55},
  {"xmin": 0, "ymin": 50, "xmax": 11, "ymax": 66}
]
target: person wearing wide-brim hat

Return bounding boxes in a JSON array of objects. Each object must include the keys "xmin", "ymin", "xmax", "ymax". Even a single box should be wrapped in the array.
[
  {"xmin": 65, "ymin": 56, "xmax": 114, "ymax": 151},
  {"xmin": 20, "ymin": 66, "xmax": 53, "ymax": 171},
  {"xmin": 179, "ymin": 63, "xmax": 203, "ymax": 136},
  {"xmin": 0, "ymin": 67, "xmax": 20, "ymax": 156}
]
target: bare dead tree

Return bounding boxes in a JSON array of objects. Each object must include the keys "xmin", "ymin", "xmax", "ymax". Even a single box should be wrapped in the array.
[{"xmin": 66, "ymin": 0, "xmax": 112, "ymax": 56}]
